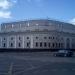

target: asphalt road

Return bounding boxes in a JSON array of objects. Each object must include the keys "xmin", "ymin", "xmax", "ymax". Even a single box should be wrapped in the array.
[{"xmin": 0, "ymin": 52, "xmax": 75, "ymax": 75}]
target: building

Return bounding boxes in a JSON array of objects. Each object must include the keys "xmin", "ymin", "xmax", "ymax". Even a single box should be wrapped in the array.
[{"xmin": 0, "ymin": 19, "xmax": 75, "ymax": 51}]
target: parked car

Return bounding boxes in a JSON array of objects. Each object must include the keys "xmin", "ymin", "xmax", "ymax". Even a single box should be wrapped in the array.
[{"xmin": 54, "ymin": 50, "xmax": 73, "ymax": 57}]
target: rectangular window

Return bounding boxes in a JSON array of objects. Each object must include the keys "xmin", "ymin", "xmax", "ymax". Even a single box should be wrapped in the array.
[
  {"xmin": 36, "ymin": 42, "xmax": 38, "ymax": 47},
  {"xmin": 52, "ymin": 43, "xmax": 54, "ymax": 48},
  {"xmin": 59, "ymin": 43, "xmax": 60, "ymax": 48},
  {"xmin": 18, "ymin": 43, "xmax": 21, "ymax": 47},
  {"xmin": 19, "ymin": 37, "xmax": 21, "ymax": 40},
  {"xmin": 27, "ymin": 42, "xmax": 30, "ymax": 47},
  {"xmin": 44, "ymin": 42, "xmax": 47, "ymax": 47},
  {"xmin": 40, "ymin": 42, "xmax": 42, "ymax": 47},
  {"xmin": 48, "ymin": 43, "xmax": 50, "ymax": 47},
  {"xmin": 10, "ymin": 43, "xmax": 13, "ymax": 47}
]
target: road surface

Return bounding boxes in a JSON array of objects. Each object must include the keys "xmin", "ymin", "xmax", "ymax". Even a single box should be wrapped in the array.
[{"xmin": 0, "ymin": 52, "xmax": 75, "ymax": 75}]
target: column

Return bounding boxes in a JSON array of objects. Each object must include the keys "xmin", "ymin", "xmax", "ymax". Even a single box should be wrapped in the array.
[
  {"xmin": 23, "ymin": 35, "xmax": 24, "ymax": 48},
  {"xmin": 30, "ymin": 35, "xmax": 33, "ymax": 48},
  {"xmin": 7, "ymin": 36, "xmax": 9, "ymax": 48},
  {"xmin": 15, "ymin": 36, "xmax": 16, "ymax": 48}
]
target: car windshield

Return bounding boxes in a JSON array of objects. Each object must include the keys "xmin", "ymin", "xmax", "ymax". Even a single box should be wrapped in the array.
[{"xmin": 58, "ymin": 50, "xmax": 67, "ymax": 53}]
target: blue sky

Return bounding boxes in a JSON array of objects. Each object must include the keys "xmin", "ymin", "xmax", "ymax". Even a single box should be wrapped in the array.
[{"xmin": 0, "ymin": 0, "xmax": 75, "ymax": 24}]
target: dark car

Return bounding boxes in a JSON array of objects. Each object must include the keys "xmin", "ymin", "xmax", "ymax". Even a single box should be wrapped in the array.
[{"xmin": 54, "ymin": 50, "xmax": 73, "ymax": 57}]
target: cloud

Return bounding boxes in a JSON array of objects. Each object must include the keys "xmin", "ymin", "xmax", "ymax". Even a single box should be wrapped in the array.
[
  {"xmin": 0, "ymin": 0, "xmax": 17, "ymax": 19},
  {"xmin": 0, "ymin": 0, "xmax": 12, "ymax": 10},
  {"xmin": 13, "ymin": 0, "xmax": 17, "ymax": 3},
  {"xmin": 69, "ymin": 18, "xmax": 75, "ymax": 25},
  {"xmin": 0, "ymin": 11, "xmax": 12, "ymax": 18}
]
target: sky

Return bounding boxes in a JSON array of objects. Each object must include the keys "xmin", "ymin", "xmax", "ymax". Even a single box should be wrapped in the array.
[{"xmin": 0, "ymin": 0, "xmax": 75, "ymax": 24}]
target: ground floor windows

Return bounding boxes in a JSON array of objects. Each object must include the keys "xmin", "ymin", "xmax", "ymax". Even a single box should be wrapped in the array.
[
  {"xmin": 1, "ymin": 41, "xmax": 65, "ymax": 49},
  {"xmin": 35, "ymin": 42, "xmax": 61, "ymax": 48},
  {"xmin": 0, "ymin": 36, "xmax": 72, "ymax": 49}
]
